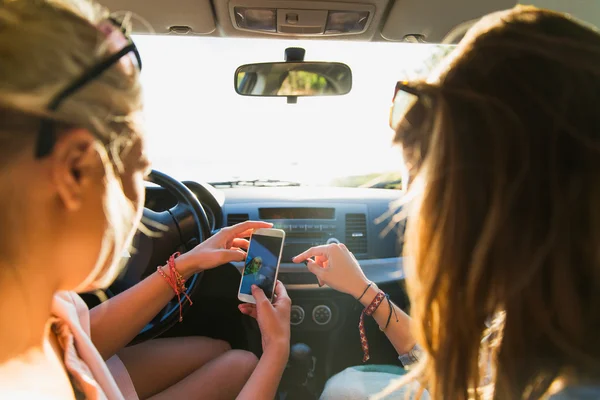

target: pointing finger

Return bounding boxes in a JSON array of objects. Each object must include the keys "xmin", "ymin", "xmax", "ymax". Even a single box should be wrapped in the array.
[{"xmin": 293, "ymin": 245, "xmax": 331, "ymax": 263}]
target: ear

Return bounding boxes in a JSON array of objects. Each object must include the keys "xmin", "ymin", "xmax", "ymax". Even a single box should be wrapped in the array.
[{"xmin": 50, "ymin": 129, "xmax": 104, "ymax": 211}]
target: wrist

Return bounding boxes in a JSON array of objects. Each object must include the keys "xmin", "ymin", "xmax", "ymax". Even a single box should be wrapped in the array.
[
  {"xmin": 350, "ymin": 279, "xmax": 372, "ymax": 300},
  {"xmin": 358, "ymin": 284, "xmax": 380, "ymax": 307},
  {"xmin": 263, "ymin": 341, "xmax": 290, "ymax": 363},
  {"xmin": 173, "ymin": 253, "xmax": 198, "ymax": 280}
]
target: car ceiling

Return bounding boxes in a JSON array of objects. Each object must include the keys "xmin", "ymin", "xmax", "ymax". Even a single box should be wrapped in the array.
[{"xmin": 103, "ymin": 0, "xmax": 600, "ymax": 43}]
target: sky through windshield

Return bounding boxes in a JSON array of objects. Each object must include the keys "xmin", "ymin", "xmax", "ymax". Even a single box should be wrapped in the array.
[{"xmin": 134, "ymin": 35, "xmax": 449, "ymax": 186}]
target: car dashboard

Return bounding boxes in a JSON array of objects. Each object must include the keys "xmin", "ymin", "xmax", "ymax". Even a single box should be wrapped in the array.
[
  {"xmin": 221, "ymin": 185, "xmax": 405, "ymax": 282},
  {"xmin": 145, "ymin": 182, "xmax": 407, "ymax": 332}
]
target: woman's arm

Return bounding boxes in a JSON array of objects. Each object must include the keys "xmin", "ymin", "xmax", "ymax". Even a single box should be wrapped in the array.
[
  {"xmin": 90, "ymin": 264, "xmax": 188, "ymax": 360},
  {"xmin": 237, "ymin": 346, "xmax": 288, "ymax": 400},
  {"xmin": 238, "ymin": 282, "xmax": 291, "ymax": 400},
  {"xmin": 89, "ymin": 221, "xmax": 272, "ymax": 360},
  {"xmin": 293, "ymin": 243, "xmax": 416, "ymax": 356},
  {"xmin": 356, "ymin": 283, "xmax": 415, "ymax": 355}
]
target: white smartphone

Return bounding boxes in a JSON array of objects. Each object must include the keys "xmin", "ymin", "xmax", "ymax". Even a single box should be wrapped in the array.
[{"xmin": 238, "ymin": 228, "xmax": 285, "ymax": 304}]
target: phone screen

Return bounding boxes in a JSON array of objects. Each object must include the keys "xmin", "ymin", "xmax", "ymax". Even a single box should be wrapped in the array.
[{"xmin": 240, "ymin": 234, "xmax": 283, "ymax": 297}]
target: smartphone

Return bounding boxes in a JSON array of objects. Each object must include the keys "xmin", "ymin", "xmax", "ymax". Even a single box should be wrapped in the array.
[{"xmin": 238, "ymin": 228, "xmax": 285, "ymax": 304}]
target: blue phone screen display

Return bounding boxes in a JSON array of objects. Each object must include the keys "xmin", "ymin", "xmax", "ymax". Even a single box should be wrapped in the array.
[{"xmin": 240, "ymin": 234, "xmax": 283, "ymax": 297}]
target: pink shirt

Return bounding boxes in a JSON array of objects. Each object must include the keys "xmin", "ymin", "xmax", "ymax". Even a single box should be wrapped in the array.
[
  {"xmin": 0, "ymin": 292, "xmax": 137, "ymax": 399},
  {"xmin": 51, "ymin": 291, "xmax": 125, "ymax": 400}
]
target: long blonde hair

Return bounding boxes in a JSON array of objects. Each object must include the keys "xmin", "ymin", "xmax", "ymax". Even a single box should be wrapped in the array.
[
  {"xmin": 0, "ymin": 0, "xmax": 143, "ymax": 290},
  {"xmin": 392, "ymin": 6, "xmax": 600, "ymax": 399}
]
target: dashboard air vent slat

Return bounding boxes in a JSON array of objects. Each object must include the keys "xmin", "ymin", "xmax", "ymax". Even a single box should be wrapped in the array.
[
  {"xmin": 345, "ymin": 213, "xmax": 367, "ymax": 255},
  {"xmin": 227, "ymin": 213, "xmax": 249, "ymax": 226}
]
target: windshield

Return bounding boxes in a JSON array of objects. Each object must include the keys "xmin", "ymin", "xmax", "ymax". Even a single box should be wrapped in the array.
[{"xmin": 134, "ymin": 35, "xmax": 451, "ymax": 188}]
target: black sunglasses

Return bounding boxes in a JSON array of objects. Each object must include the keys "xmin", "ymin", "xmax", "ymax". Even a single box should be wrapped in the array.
[
  {"xmin": 36, "ymin": 17, "xmax": 142, "ymax": 158},
  {"xmin": 389, "ymin": 81, "xmax": 424, "ymax": 131}
]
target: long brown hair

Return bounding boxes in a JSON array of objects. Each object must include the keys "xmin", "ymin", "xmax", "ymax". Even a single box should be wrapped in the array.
[{"xmin": 396, "ymin": 6, "xmax": 600, "ymax": 399}]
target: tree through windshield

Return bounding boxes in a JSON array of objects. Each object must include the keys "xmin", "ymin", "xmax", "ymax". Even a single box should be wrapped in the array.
[{"xmin": 134, "ymin": 35, "xmax": 452, "ymax": 188}]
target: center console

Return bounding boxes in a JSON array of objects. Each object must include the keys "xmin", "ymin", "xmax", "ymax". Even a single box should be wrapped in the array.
[
  {"xmin": 219, "ymin": 191, "xmax": 408, "ymax": 395},
  {"xmin": 257, "ymin": 205, "xmax": 366, "ymax": 262},
  {"xmin": 227, "ymin": 203, "xmax": 404, "ymax": 332}
]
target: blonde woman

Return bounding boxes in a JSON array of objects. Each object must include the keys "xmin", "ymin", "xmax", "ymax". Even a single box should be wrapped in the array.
[
  {"xmin": 0, "ymin": 0, "xmax": 290, "ymax": 399},
  {"xmin": 296, "ymin": 6, "xmax": 600, "ymax": 400}
]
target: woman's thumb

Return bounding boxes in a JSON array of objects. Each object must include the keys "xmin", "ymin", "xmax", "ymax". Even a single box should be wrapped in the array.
[
  {"xmin": 251, "ymin": 284, "xmax": 269, "ymax": 306},
  {"xmin": 306, "ymin": 260, "xmax": 324, "ymax": 284}
]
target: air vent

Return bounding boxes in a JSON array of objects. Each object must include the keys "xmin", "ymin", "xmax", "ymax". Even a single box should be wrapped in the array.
[
  {"xmin": 227, "ymin": 213, "xmax": 249, "ymax": 226},
  {"xmin": 345, "ymin": 213, "xmax": 367, "ymax": 255}
]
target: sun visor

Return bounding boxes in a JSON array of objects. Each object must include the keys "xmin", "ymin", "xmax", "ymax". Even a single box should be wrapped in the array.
[
  {"xmin": 101, "ymin": 0, "xmax": 217, "ymax": 35},
  {"xmin": 381, "ymin": 0, "xmax": 517, "ymax": 43}
]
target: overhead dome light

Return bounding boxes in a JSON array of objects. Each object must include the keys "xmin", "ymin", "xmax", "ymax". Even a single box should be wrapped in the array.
[
  {"xmin": 230, "ymin": 4, "xmax": 373, "ymax": 36},
  {"xmin": 234, "ymin": 7, "xmax": 276, "ymax": 32},
  {"xmin": 325, "ymin": 11, "xmax": 369, "ymax": 34}
]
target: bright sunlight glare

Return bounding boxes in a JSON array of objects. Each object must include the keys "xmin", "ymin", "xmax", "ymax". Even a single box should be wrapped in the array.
[{"xmin": 133, "ymin": 35, "xmax": 447, "ymax": 186}]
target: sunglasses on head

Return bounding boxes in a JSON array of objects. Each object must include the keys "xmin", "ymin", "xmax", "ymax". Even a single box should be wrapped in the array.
[
  {"xmin": 389, "ymin": 81, "xmax": 423, "ymax": 131},
  {"xmin": 36, "ymin": 17, "xmax": 142, "ymax": 158}
]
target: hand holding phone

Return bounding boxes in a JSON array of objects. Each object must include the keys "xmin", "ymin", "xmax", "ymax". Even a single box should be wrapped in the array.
[
  {"xmin": 174, "ymin": 220, "xmax": 273, "ymax": 276},
  {"xmin": 238, "ymin": 281, "xmax": 291, "ymax": 355},
  {"xmin": 238, "ymin": 228, "xmax": 285, "ymax": 303}
]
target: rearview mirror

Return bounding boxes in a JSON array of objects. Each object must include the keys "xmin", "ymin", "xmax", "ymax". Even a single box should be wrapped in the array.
[{"xmin": 234, "ymin": 62, "xmax": 352, "ymax": 97}]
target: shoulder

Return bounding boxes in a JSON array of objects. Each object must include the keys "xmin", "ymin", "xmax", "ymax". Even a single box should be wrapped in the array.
[
  {"xmin": 0, "ymin": 349, "xmax": 75, "ymax": 400},
  {"xmin": 0, "ymin": 388, "xmax": 66, "ymax": 400},
  {"xmin": 0, "ymin": 387, "xmax": 68, "ymax": 400}
]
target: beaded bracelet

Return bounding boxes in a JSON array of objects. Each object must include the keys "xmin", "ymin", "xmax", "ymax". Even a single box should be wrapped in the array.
[
  {"xmin": 359, "ymin": 290, "xmax": 385, "ymax": 362},
  {"xmin": 157, "ymin": 252, "xmax": 193, "ymax": 322}
]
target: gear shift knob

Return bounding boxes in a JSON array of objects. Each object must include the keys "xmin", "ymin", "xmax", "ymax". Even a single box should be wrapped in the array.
[
  {"xmin": 289, "ymin": 342, "xmax": 314, "ymax": 382},
  {"xmin": 290, "ymin": 343, "xmax": 312, "ymax": 369},
  {"xmin": 281, "ymin": 343, "xmax": 318, "ymax": 399}
]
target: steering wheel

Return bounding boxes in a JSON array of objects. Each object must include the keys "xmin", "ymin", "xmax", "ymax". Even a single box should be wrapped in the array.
[{"xmin": 107, "ymin": 169, "xmax": 212, "ymax": 345}]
